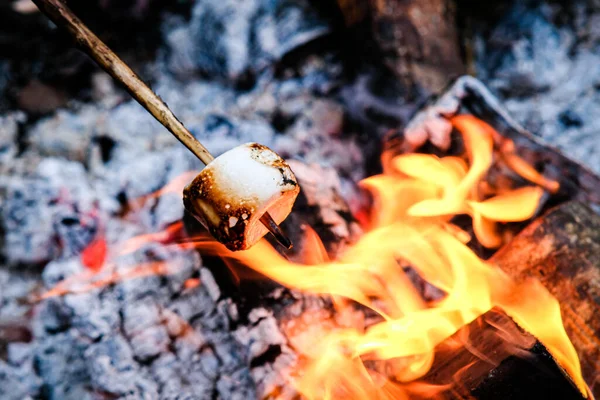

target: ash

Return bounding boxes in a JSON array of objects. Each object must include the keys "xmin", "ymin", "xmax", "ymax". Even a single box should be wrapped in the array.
[
  {"xmin": 471, "ymin": 0, "xmax": 600, "ymax": 174},
  {"xmin": 0, "ymin": 0, "xmax": 599, "ymax": 399}
]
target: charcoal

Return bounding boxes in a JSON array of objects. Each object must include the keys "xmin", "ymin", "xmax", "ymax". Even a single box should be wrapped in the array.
[
  {"xmin": 153, "ymin": 191, "xmax": 187, "ymax": 230},
  {"xmin": 164, "ymin": 0, "xmax": 332, "ymax": 83},
  {"xmin": 129, "ymin": 325, "xmax": 171, "ymax": 362},
  {"xmin": 273, "ymin": 99, "xmax": 357, "ymax": 171},
  {"xmin": 35, "ymin": 297, "xmax": 73, "ymax": 334},
  {"xmin": 339, "ymin": 72, "xmax": 421, "ymax": 136},
  {"xmin": 36, "ymin": 158, "xmax": 97, "ymax": 211},
  {"xmin": 86, "ymin": 336, "xmax": 160, "ymax": 398},
  {"xmin": 0, "ymin": 61, "xmax": 9, "ymax": 108},
  {"xmin": 189, "ymin": 115, "xmax": 276, "ymax": 159},
  {"xmin": 22, "ymin": 82, "xmax": 282, "ymax": 168},
  {"xmin": 41, "ymin": 258, "xmax": 82, "ymax": 289},
  {"xmin": 90, "ymin": 71, "xmax": 122, "ymax": 108},
  {"xmin": 53, "ymin": 211, "xmax": 100, "ymax": 259},
  {"xmin": 472, "ymin": 0, "xmax": 600, "ymax": 175},
  {"xmin": 0, "ymin": 0, "xmax": 191, "ymax": 113},
  {"xmin": 0, "ymin": 269, "xmax": 39, "ymax": 342},
  {"xmin": 0, "ymin": 357, "xmax": 42, "ymax": 400},
  {"xmin": 216, "ymin": 368, "xmax": 257, "ymax": 400},
  {"xmin": 122, "ymin": 297, "xmax": 162, "ymax": 337},
  {"xmin": 235, "ymin": 309, "xmax": 287, "ymax": 361},
  {"xmin": 420, "ymin": 309, "xmax": 586, "ymax": 399},
  {"xmin": 2, "ymin": 245, "xmax": 260, "ymax": 399},
  {"xmin": 234, "ymin": 309, "xmax": 297, "ymax": 398},
  {"xmin": 63, "ymin": 290, "xmax": 120, "ymax": 340},
  {"xmin": 200, "ymin": 267, "xmax": 222, "ymax": 303},
  {"xmin": 103, "ymin": 151, "xmax": 183, "ymax": 202},
  {"xmin": 23, "ymin": 85, "xmax": 226, "ymax": 165},
  {"xmin": 0, "ymin": 178, "xmax": 62, "ymax": 265},
  {"xmin": 33, "ymin": 331, "xmax": 91, "ymax": 399},
  {"xmin": 0, "ymin": 112, "xmax": 22, "ymax": 167},
  {"xmin": 0, "ymin": 157, "xmax": 108, "ymax": 266},
  {"xmin": 26, "ymin": 106, "xmax": 104, "ymax": 163},
  {"xmin": 285, "ymin": 160, "xmax": 362, "ymax": 246},
  {"xmin": 198, "ymin": 347, "xmax": 220, "ymax": 380}
]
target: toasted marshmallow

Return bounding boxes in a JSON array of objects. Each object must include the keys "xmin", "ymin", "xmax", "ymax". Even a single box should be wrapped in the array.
[{"xmin": 183, "ymin": 143, "xmax": 300, "ymax": 251}]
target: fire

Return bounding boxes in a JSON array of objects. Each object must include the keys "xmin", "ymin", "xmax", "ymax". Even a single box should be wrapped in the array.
[
  {"xmin": 190, "ymin": 115, "xmax": 585, "ymax": 397},
  {"xmin": 40, "ymin": 115, "xmax": 586, "ymax": 398}
]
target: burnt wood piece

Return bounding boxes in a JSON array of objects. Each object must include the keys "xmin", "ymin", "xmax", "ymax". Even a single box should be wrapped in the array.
[
  {"xmin": 420, "ymin": 309, "xmax": 585, "ymax": 399},
  {"xmin": 335, "ymin": 0, "xmax": 465, "ymax": 93},
  {"xmin": 492, "ymin": 201, "xmax": 600, "ymax": 398},
  {"xmin": 390, "ymin": 76, "xmax": 600, "ymax": 209}
]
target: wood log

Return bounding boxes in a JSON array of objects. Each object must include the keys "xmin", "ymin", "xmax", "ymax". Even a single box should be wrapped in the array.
[
  {"xmin": 492, "ymin": 201, "xmax": 600, "ymax": 398},
  {"xmin": 335, "ymin": 0, "xmax": 465, "ymax": 93},
  {"xmin": 420, "ymin": 309, "xmax": 586, "ymax": 399},
  {"xmin": 388, "ymin": 76, "xmax": 600, "ymax": 209},
  {"xmin": 381, "ymin": 77, "xmax": 599, "ymax": 397}
]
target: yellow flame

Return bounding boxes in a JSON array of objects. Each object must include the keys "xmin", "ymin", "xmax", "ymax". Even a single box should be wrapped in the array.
[
  {"xmin": 192, "ymin": 115, "xmax": 583, "ymax": 397},
  {"xmin": 41, "ymin": 115, "xmax": 584, "ymax": 398}
]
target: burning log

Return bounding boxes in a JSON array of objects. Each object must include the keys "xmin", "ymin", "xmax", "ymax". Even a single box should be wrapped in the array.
[
  {"xmin": 380, "ymin": 77, "xmax": 600, "ymax": 396},
  {"xmin": 193, "ymin": 112, "xmax": 591, "ymax": 398},
  {"xmin": 391, "ymin": 76, "xmax": 600, "ymax": 209},
  {"xmin": 421, "ymin": 309, "xmax": 586, "ymax": 399},
  {"xmin": 492, "ymin": 201, "xmax": 600, "ymax": 398}
]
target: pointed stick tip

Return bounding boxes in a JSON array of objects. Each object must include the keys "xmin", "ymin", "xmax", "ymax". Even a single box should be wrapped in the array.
[{"xmin": 259, "ymin": 212, "xmax": 293, "ymax": 250}]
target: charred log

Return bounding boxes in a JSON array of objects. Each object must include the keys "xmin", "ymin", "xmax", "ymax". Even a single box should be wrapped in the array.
[
  {"xmin": 421, "ymin": 309, "xmax": 586, "ymax": 399},
  {"xmin": 386, "ymin": 76, "xmax": 600, "ymax": 209},
  {"xmin": 492, "ymin": 201, "xmax": 600, "ymax": 398},
  {"xmin": 335, "ymin": 0, "xmax": 465, "ymax": 93}
]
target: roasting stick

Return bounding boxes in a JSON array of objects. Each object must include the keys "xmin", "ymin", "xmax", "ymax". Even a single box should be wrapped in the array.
[{"xmin": 31, "ymin": 0, "xmax": 292, "ymax": 249}]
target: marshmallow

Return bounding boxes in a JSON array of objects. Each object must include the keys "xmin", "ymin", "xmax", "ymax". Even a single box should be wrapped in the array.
[{"xmin": 183, "ymin": 143, "xmax": 300, "ymax": 251}]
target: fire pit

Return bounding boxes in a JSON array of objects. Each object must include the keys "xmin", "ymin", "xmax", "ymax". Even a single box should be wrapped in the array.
[{"xmin": 1, "ymin": 1, "xmax": 600, "ymax": 399}]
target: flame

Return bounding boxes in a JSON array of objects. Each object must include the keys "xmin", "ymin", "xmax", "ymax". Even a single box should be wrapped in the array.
[
  {"xmin": 40, "ymin": 116, "xmax": 586, "ymax": 397},
  {"xmin": 36, "ymin": 222, "xmax": 189, "ymax": 300},
  {"xmin": 129, "ymin": 170, "xmax": 200, "ymax": 210},
  {"xmin": 191, "ymin": 115, "xmax": 584, "ymax": 397}
]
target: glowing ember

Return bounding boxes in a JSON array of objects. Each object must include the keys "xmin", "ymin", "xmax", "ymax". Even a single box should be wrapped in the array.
[
  {"xmin": 80, "ymin": 235, "xmax": 107, "ymax": 272},
  {"xmin": 42, "ymin": 115, "xmax": 586, "ymax": 398}
]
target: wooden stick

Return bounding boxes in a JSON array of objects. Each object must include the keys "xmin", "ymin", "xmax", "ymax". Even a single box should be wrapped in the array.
[
  {"xmin": 31, "ymin": 0, "xmax": 214, "ymax": 165},
  {"xmin": 31, "ymin": 0, "xmax": 292, "ymax": 249}
]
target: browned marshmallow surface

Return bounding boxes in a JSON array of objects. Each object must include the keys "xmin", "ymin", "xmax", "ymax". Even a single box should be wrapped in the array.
[{"xmin": 183, "ymin": 143, "xmax": 300, "ymax": 251}]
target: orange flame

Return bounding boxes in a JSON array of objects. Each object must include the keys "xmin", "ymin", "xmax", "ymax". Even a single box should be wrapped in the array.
[
  {"xmin": 41, "ymin": 116, "xmax": 585, "ymax": 397},
  {"xmin": 191, "ymin": 115, "xmax": 584, "ymax": 397}
]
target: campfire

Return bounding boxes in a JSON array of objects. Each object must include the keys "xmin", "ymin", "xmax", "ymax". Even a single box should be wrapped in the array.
[
  {"xmin": 2, "ymin": 1, "xmax": 600, "ymax": 399},
  {"xmin": 193, "ymin": 115, "xmax": 584, "ymax": 398},
  {"xmin": 35, "ymin": 112, "xmax": 590, "ymax": 399}
]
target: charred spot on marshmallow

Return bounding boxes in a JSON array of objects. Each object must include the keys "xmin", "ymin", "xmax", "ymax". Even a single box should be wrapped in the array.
[
  {"xmin": 249, "ymin": 143, "xmax": 299, "ymax": 187},
  {"xmin": 184, "ymin": 177, "xmax": 255, "ymax": 250},
  {"xmin": 183, "ymin": 142, "xmax": 300, "ymax": 251}
]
